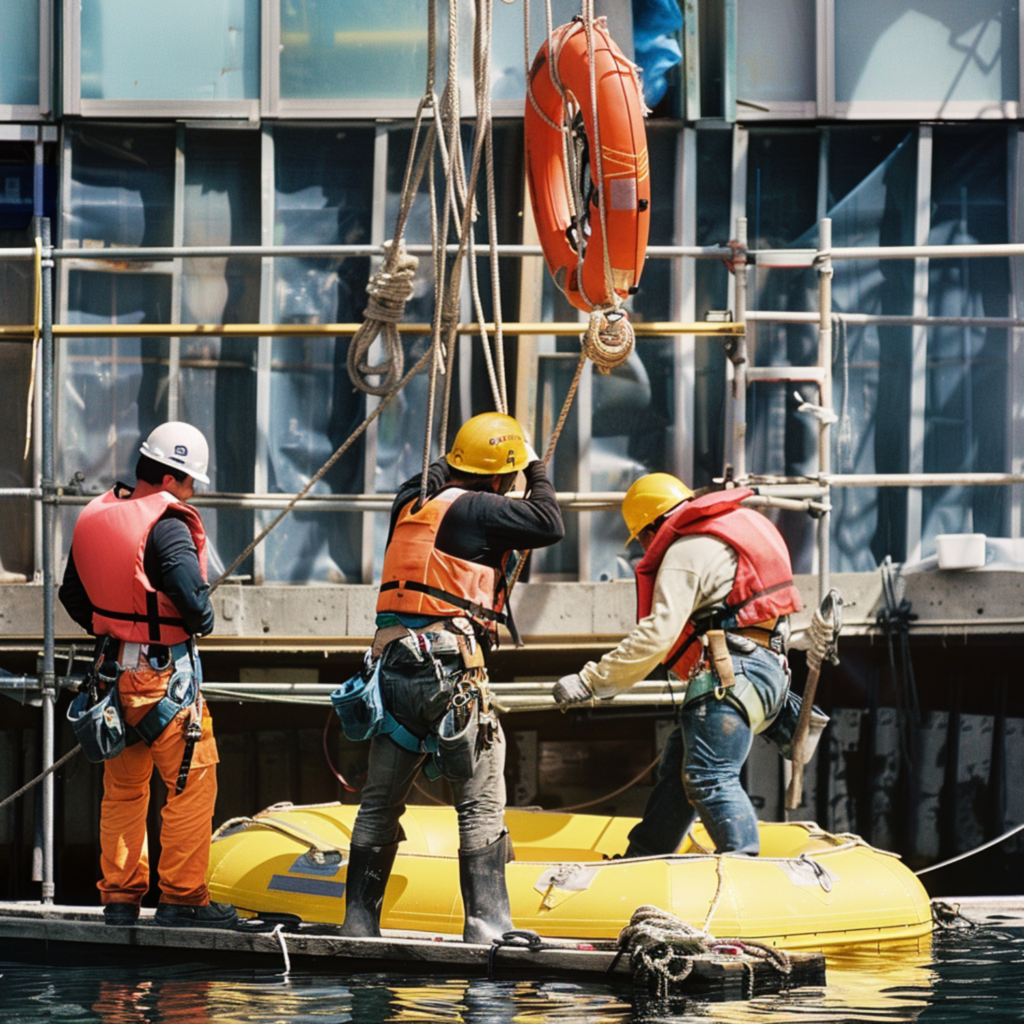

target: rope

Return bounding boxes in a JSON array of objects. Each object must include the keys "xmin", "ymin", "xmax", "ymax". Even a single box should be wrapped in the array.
[
  {"xmin": 271, "ymin": 923, "xmax": 292, "ymax": 979},
  {"xmin": 581, "ymin": 309, "xmax": 635, "ymax": 374},
  {"xmin": 559, "ymin": 750, "xmax": 661, "ymax": 811},
  {"xmin": 211, "ymin": 345, "xmax": 433, "ymax": 591},
  {"xmin": 0, "ymin": 743, "xmax": 82, "ymax": 813},
  {"xmin": 346, "ymin": 241, "xmax": 417, "ymax": 396},
  {"xmin": 617, "ymin": 905, "xmax": 793, "ymax": 998},
  {"xmin": 916, "ymin": 820, "xmax": 1024, "ymax": 876}
]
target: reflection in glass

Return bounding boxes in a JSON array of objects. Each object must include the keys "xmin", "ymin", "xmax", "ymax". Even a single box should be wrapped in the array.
[
  {"xmin": 738, "ymin": 0, "xmax": 816, "ymax": 103},
  {"xmin": 80, "ymin": 0, "xmax": 259, "ymax": 101},
  {"xmin": 267, "ymin": 126, "xmax": 374, "ymax": 583},
  {"xmin": 180, "ymin": 129, "xmax": 262, "ymax": 579},
  {"xmin": 835, "ymin": 0, "xmax": 1019, "ymax": 104},
  {"xmin": 0, "ymin": 0, "xmax": 39, "ymax": 106}
]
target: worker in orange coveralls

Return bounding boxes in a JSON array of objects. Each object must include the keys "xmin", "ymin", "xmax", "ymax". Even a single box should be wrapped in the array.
[{"xmin": 59, "ymin": 422, "xmax": 236, "ymax": 929}]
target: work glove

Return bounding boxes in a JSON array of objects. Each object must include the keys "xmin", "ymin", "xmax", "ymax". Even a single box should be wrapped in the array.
[{"xmin": 553, "ymin": 673, "xmax": 594, "ymax": 706}]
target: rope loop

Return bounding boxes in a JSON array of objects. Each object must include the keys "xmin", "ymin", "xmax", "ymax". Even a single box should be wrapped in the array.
[
  {"xmin": 347, "ymin": 240, "xmax": 419, "ymax": 397},
  {"xmin": 582, "ymin": 308, "xmax": 635, "ymax": 374}
]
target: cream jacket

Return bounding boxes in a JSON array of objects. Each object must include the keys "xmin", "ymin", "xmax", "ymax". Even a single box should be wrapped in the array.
[{"xmin": 580, "ymin": 535, "xmax": 738, "ymax": 699}]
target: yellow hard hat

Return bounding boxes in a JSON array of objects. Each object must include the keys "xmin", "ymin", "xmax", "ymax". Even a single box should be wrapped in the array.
[
  {"xmin": 446, "ymin": 412, "xmax": 530, "ymax": 475},
  {"xmin": 622, "ymin": 473, "xmax": 694, "ymax": 544}
]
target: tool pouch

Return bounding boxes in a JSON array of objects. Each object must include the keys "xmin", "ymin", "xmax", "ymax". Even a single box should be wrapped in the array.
[
  {"xmin": 330, "ymin": 651, "xmax": 385, "ymax": 742},
  {"xmin": 704, "ymin": 629, "xmax": 737, "ymax": 697},
  {"xmin": 435, "ymin": 696, "xmax": 480, "ymax": 782},
  {"xmin": 761, "ymin": 691, "xmax": 830, "ymax": 763},
  {"xmin": 67, "ymin": 664, "xmax": 128, "ymax": 763}
]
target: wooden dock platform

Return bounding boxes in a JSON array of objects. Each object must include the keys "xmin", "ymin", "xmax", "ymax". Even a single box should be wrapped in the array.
[{"xmin": 0, "ymin": 902, "xmax": 826, "ymax": 999}]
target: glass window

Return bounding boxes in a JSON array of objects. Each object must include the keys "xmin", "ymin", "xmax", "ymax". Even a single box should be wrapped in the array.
[
  {"xmin": 60, "ymin": 127, "xmax": 177, "ymax": 548},
  {"xmin": 922, "ymin": 127, "xmax": 1010, "ymax": 548},
  {"xmin": 180, "ymin": 129, "xmax": 263, "ymax": 579},
  {"xmin": 265, "ymin": 126, "xmax": 374, "ymax": 583},
  {"xmin": 0, "ymin": 0, "xmax": 39, "ymax": 106},
  {"xmin": 835, "ymin": 0, "xmax": 1019, "ymax": 104},
  {"xmin": 280, "ymin": 0, "xmax": 437, "ymax": 101},
  {"xmin": 80, "ymin": 0, "xmax": 259, "ymax": 101},
  {"xmin": 737, "ymin": 0, "xmax": 815, "ymax": 104}
]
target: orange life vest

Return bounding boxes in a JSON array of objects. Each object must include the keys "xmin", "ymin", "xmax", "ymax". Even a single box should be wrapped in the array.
[
  {"xmin": 634, "ymin": 488, "xmax": 802, "ymax": 676},
  {"xmin": 71, "ymin": 488, "xmax": 208, "ymax": 645},
  {"xmin": 377, "ymin": 488, "xmax": 508, "ymax": 632}
]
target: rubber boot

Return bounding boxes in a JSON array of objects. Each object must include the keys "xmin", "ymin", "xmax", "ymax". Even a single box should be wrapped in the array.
[
  {"xmin": 458, "ymin": 831, "xmax": 514, "ymax": 944},
  {"xmin": 340, "ymin": 841, "xmax": 399, "ymax": 937}
]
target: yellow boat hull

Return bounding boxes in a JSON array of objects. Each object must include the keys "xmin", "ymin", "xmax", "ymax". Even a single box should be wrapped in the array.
[{"xmin": 207, "ymin": 803, "xmax": 933, "ymax": 951}]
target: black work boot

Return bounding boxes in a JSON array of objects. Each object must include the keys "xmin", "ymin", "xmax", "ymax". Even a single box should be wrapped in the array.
[
  {"xmin": 340, "ymin": 841, "xmax": 400, "ymax": 937},
  {"xmin": 154, "ymin": 901, "xmax": 238, "ymax": 929},
  {"xmin": 458, "ymin": 831, "xmax": 514, "ymax": 944},
  {"xmin": 102, "ymin": 902, "xmax": 140, "ymax": 926}
]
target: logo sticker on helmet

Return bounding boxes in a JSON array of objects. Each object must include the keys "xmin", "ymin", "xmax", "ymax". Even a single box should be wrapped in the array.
[
  {"xmin": 505, "ymin": 450, "xmax": 517, "ymax": 466},
  {"xmin": 174, "ymin": 445, "xmax": 188, "ymax": 457}
]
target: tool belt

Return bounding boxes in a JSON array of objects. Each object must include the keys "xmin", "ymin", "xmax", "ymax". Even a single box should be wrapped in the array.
[
  {"xmin": 67, "ymin": 637, "xmax": 202, "ymax": 793},
  {"xmin": 333, "ymin": 619, "xmax": 497, "ymax": 782},
  {"xmin": 682, "ymin": 629, "xmax": 788, "ymax": 735}
]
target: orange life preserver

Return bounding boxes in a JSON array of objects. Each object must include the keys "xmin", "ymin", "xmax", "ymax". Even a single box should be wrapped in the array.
[
  {"xmin": 377, "ymin": 488, "xmax": 508, "ymax": 632},
  {"xmin": 72, "ymin": 488, "xmax": 208, "ymax": 645},
  {"xmin": 525, "ymin": 17, "xmax": 650, "ymax": 313}
]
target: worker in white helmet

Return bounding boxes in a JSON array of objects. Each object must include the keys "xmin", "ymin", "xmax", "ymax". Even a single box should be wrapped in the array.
[{"xmin": 59, "ymin": 422, "xmax": 237, "ymax": 929}]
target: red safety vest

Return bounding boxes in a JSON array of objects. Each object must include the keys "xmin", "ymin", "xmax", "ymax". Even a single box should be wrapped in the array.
[
  {"xmin": 635, "ymin": 488, "xmax": 802, "ymax": 676},
  {"xmin": 72, "ymin": 488, "xmax": 208, "ymax": 645},
  {"xmin": 377, "ymin": 488, "xmax": 508, "ymax": 632}
]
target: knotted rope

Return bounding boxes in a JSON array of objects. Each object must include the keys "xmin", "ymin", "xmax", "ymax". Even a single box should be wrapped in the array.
[
  {"xmin": 347, "ymin": 240, "xmax": 418, "ymax": 396},
  {"xmin": 582, "ymin": 308, "xmax": 635, "ymax": 374},
  {"xmin": 618, "ymin": 905, "xmax": 793, "ymax": 1000}
]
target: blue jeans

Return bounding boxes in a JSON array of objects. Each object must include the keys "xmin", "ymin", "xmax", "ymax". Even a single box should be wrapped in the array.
[
  {"xmin": 625, "ymin": 645, "xmax": 789, "ymax": 857},
  {"xmin": 349, "ymin": 629, "xmax": 507, "ymax": 853}
]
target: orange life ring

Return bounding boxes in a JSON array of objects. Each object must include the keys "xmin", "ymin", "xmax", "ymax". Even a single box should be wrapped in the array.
[{"xmin": 524, "ymin": 18, "xmax": 650, "ymax": 314}]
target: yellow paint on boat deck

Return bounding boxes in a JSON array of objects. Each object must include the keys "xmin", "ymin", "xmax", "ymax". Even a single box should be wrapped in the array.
[{"xmin": 207, "ymin": 804, "xmax": 933, "ymax": 951}]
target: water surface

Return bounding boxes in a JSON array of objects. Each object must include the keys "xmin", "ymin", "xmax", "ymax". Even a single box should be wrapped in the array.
[{"xmin": 1, "ymin": 927, "xmax": 1021, "ymax": 1022}]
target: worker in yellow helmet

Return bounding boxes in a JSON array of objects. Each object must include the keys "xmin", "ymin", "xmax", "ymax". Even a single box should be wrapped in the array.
[
  {"xmin": 341, "ymin": 412, "xmax": 564, "ymax": 943},
  {"xmin": 553, "ymin": 473, "xmax": 802, "ymax": 858}
]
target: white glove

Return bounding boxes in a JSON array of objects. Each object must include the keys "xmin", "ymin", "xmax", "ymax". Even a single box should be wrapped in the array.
[
  {"xmin": 523, "ymin": 441, "xmax": 540, "ymax": 465},
  {"xmin": 553, "ymin": 673, "xmax": 594, "ymax": 706}
]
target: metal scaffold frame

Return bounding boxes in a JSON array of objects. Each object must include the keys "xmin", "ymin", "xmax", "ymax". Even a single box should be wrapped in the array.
[{"xmin": 4, "ymin": 216, "xmax": 1024, "ymax": 905}]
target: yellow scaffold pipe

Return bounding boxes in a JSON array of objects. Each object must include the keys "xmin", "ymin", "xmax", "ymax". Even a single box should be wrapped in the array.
[{"xmin": 0, "ymin": 320, "xmax": 745, "ymax": 340}]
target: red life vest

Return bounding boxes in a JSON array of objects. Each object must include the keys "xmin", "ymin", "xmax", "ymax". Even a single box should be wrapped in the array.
[
  {"xmin": 377, "ymin": 488, "xmax": 508, "ymax": 633},
  {"xmin": 634, "ymin": 488, "xmax": 802, "ymax": 676},
  {"xmin": 72, "ymin": 488, "xmax": 208, "ymax": 645}
]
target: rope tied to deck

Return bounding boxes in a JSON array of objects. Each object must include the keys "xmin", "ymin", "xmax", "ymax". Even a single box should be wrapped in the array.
[
  {"xmin": 618, "ymin": 905, "xmax": 793, "ymax": 999},
  {"xmin": 347, "ymin": 240, "xmax": 418, "ymax": 396}
]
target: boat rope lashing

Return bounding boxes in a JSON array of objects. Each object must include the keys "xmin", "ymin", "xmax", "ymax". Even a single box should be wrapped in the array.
[
  {"xmin": 617, "ymin": 905, "xmax": 793, "ymax": 999},
  {"xmin": 347, "ymin": 240, "xmax": 418, "ymax": 396}
]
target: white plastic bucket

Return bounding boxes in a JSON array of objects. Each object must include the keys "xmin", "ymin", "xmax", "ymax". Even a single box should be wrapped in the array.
[{"xmin": 935, "ymin": 533, "xmax": 986, "ymax": 570}]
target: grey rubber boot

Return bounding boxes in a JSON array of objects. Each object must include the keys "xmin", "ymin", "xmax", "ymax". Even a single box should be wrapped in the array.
[
  {"xmin": 458, "ymin": 831, "xmax": 514, "ymax": 944},
  {"xmin": 339, "ymin": 841, "xmax": 399, "ymax": 937}
]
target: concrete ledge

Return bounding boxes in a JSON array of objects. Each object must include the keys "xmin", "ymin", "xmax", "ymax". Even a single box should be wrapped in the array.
[{"xmin": 2, "ymin": 570, "xmax": 1024, "ymax": 646}]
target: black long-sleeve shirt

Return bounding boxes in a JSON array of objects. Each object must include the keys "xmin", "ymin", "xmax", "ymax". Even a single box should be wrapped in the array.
[
  {"xmin": 386, "ymin": 459, "xmax": 565, "ymax": 569},
  {"xmin": 59, "ymin": 509, "xmax": 215, "ymax": 638}
]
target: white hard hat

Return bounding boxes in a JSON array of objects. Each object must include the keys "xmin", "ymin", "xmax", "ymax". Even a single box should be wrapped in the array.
[{"xmin": 139, "ymin": 421, "xmax": 210, "ymax": 484}]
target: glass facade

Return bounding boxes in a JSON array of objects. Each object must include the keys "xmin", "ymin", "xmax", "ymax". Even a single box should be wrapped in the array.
[
  {"xmin": 0, "ymin": 0, "xmax": 39, "ymax": 107},
  {"xmin": 0, "ymin": 0, "xmax": 1021, "ymax": 583},
  {"xmin": 835, "ymin": 0, "xmax": 1019, "ymax": 104},
  {"xmin": 80, "ymin": 0, "xmax": 260, "ymax": 101}
]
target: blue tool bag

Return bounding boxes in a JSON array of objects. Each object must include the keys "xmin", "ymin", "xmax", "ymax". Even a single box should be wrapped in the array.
[
  {"xmin": 331, "ymin": 654, "xmax": 385, "ymax": 742},
  {"xmin": 67, "ymin": 675, "xmax": 128, "ymax": 763}
]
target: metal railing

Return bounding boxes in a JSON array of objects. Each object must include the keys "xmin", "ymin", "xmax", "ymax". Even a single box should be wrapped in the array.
[{"xmin": 4, "ymin": 218, "xmax": 1024, "ymax": 906}]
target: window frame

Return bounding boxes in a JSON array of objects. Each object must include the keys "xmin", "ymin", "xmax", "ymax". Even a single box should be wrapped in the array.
[{"xmin": 0, "ymin": 0, "xmax": 51, "ymax": 121}]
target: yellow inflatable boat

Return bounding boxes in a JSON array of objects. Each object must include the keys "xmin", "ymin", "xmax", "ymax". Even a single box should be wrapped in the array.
[{"xmin": 207, "ymin": 803, "xmax": 933, "ymax": 951}]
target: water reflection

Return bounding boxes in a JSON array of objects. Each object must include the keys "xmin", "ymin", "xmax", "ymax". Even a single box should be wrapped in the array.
[{"xmin": 1, "ymin": 929, "xmax": 1022, "ymax": 1023}]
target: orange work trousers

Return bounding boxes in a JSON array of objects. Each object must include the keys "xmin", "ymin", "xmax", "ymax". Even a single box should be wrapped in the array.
[{"xmin": 98, "ymin": 661, "xmax": 219, "ymax": 907}]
